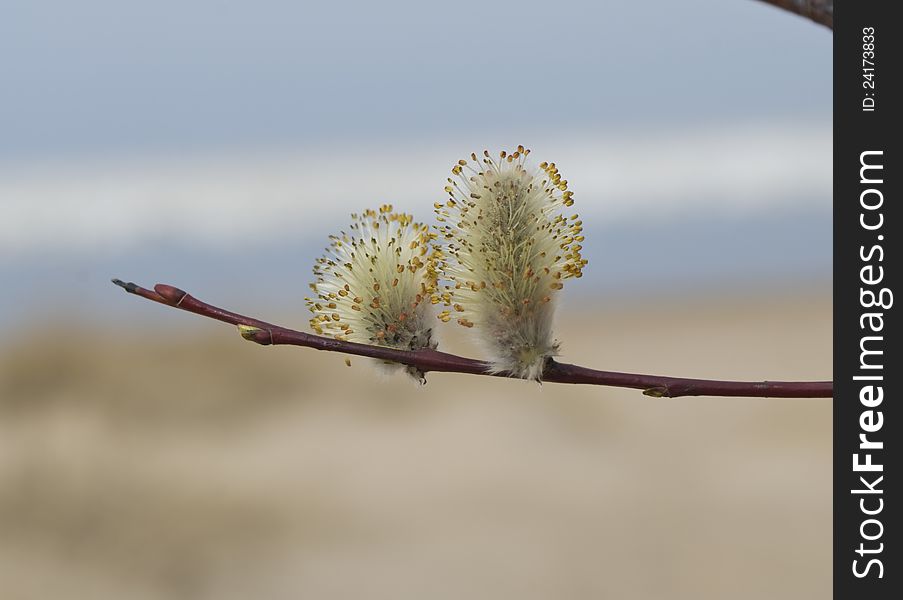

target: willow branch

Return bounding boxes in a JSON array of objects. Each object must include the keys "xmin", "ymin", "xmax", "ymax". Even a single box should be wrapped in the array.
[
  {"xmin": 754, "ymin": 0, "xmax": 833, "ymax": 29},
  {"xmin": 112, "ymin": 279, "xmax": 832, "ymax": 399}
]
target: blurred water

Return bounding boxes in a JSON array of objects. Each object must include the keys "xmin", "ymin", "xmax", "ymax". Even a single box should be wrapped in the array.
[{"xmin": 0, "ymin": 206, "xmax": 829, "ymax": 331}]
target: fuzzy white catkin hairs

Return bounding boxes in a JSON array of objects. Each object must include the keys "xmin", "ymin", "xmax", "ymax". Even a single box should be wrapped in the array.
[
  {"xmin": 306, "ymin": 205, "xmax": 441, "ymax": 381},
  {"xmin": 435, "ymin": 147, "xmax": 587, "ymax": 381}
]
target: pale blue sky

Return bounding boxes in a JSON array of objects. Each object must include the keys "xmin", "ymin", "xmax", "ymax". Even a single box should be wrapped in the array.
[
  {"xmin": 2, "ymin": 0, "xmax": 831, "ymax": 162},
  {"xmin": 0, "ymin": 1, "xmax": 832, "ymax": 327}
]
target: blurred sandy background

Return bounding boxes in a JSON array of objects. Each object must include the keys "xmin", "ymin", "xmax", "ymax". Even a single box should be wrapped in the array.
[
  {"xmin": 1, "ymin": 288, "xmax": 831, "ymax": 600},
  {"xmin": 1, "ymin": 1, "xmax": 831, "ymax": 598}
]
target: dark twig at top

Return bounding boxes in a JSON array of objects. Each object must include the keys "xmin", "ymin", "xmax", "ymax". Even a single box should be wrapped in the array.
[{"xmin": 755, "ymin": 0, "xmax": 833, "ymax": 29}]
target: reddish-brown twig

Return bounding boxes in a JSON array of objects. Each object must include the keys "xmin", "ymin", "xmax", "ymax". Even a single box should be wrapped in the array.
[
  {"xmin": 755, "ymin": 0, "xmax": 833, "ymax": 29},
  {"xmin": 112, "ymin": 279, "xmax": 832, "ymax": 398}
]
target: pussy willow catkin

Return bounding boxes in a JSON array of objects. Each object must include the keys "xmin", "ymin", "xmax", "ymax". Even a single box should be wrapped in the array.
[
  {"xmin": 435, "ymin": 147, "xmax": 587, "ymax": 381},
  {"xmin": 306, "ymin": 205, "xmax": 441, "ymax": 381}
]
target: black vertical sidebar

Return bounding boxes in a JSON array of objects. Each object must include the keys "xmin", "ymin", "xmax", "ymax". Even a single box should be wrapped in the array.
[{"xmin": 834, "ymin": 2, "xmax": 898, "ymax": 598}]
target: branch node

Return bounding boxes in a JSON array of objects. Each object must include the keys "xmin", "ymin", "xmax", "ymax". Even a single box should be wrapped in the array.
[
  {"xmin": 237, "ymin": 324, "xmax": 273, "ymax": 346},
  {"xmin": 238, "ymin": 324, "xmax": 261, "ymax": 340},
  {"xmin": 643, "ymin": 387, "xmax": 668, "ymax": 398},
  {"xmin": 154, "ymin": 284, "xmax": 188, "ymax": 305}
]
